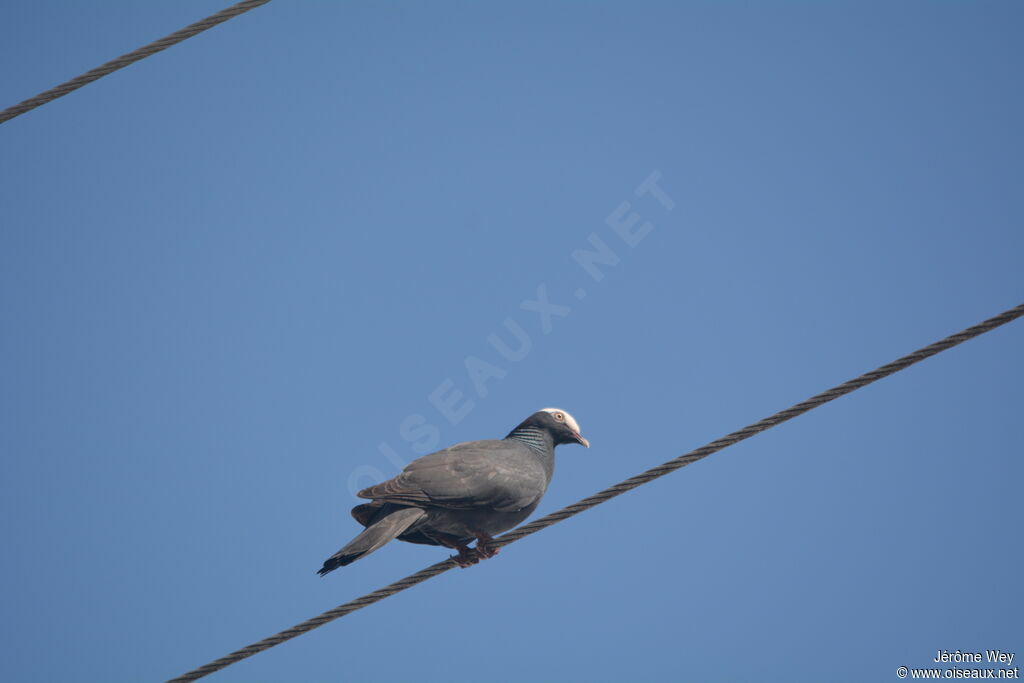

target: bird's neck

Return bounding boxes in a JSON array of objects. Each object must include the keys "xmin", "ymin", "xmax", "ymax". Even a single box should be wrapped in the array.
[
  {"xmin": 505, "ymin": 425, "xmax": 555, "ymax": 457},
  {"xmin": 506, "ymin": 425, "xmax": 556, "ymax": 482}
]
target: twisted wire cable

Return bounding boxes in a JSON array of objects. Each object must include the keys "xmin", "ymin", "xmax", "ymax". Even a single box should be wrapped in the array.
[
  {"xmin": 169, "ymin": 302, "xmax": 1024, "ymax": 682},
  {"xmin": 0, "ymin": 0, "xmax": 272, "ymax": 125}
]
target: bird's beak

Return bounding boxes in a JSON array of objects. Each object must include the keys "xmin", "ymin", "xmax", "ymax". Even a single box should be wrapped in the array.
[{"xmin": 572, "ymin": 432, "xmax": 590, "ymax": 448}]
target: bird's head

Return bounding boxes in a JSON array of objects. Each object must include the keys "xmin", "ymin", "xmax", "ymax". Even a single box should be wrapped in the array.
[{"xmin": 532, "ymin": 407, "xmax": 589, "ymax": 448}]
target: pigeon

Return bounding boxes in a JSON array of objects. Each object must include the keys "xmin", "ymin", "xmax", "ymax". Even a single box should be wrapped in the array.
[{"xmin": 318, "ymin": 408, "xmax": 589, "ymax": 574}]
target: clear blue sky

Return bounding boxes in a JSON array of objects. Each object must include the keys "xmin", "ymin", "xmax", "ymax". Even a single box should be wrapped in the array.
[{"xmin": 2, "ymin": 2, "xmax": 1021, "ymax": 682}]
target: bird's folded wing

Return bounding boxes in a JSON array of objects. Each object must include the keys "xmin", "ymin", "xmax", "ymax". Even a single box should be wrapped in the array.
[{"xmin": 358, "ymin": 442, "xmax": 543, "ymax": 512}]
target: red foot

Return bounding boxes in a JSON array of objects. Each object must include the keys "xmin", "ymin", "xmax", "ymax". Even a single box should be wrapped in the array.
[
  {"xmin": 452, "ymin": 546, "xmax": 480, "ymax": 568},
  {"xmin": 474, "ymin": 533, "xmax": 500, "ymax": 560}
]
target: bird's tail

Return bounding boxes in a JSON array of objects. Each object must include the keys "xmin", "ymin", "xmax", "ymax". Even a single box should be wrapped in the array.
[{"xmin": 317, "ymin": 506, "xmax": 426, "ymax": 575}]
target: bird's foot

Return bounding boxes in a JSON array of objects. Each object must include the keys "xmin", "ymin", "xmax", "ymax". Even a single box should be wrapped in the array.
[
  {"xmin": 474, "ymin": 534, "xmax": 500, "ymax": 560},
  {"xmin": 451, "ymin": 546, "xmax": 480, "ymax": 568}
]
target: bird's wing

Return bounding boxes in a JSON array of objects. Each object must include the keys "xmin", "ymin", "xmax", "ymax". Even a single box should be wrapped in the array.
[{"xmin": 358, "ymin": 440, "xmax": 545, "ymax": 512}]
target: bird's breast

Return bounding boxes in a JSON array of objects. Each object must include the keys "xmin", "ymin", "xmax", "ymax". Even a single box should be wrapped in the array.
[{"xmin": 423, "ymin": 505, "xmax": 537, "ymax": 539}]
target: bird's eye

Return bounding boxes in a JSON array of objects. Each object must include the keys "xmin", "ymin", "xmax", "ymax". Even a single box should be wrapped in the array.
[{"xmin": 555, "ymin": 413, "xmax": 564, "ymax": 420}]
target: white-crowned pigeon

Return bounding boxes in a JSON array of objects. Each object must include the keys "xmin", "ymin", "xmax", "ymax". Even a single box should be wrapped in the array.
[{"xmin": 318, "ymin": 408, "xmax": 588, "ymax": 574}]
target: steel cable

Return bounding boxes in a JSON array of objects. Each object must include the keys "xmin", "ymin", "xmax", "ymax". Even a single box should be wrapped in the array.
[
  {"xmin": 168, "ymin": 302, "xmax": 1024, "ymax": 681},
  {"xmin": 0, "ymin": 0, "xmax": 271, "ymax": 125}
]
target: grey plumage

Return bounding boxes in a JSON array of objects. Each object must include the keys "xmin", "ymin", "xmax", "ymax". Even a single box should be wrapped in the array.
[
  {"xmin": 318, "ymin": 507, "xmax": 426, "ymax": 572},
  {"xmin": 318, "ymin": 408, "xmax": 588, "ymax": 575}
]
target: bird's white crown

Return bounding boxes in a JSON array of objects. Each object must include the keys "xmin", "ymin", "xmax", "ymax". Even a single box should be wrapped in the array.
[{"xmin": 540, "ymin": 407, "xmax": 582, "ymax": 434}]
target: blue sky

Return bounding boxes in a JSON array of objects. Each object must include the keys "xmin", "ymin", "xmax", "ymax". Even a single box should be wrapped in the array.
[{"xmin": 1, "ymin": 2, "xmax": 1022, "ymax": 682}]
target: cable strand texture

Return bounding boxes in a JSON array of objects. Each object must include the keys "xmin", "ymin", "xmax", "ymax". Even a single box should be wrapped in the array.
[
  {"xmin": 0, "ymin": 0, "xmax": 271, "ymax": 125},
  {"xmin": 168, "ymin": 302, "xmax": 1024, "ymax": 682}
]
